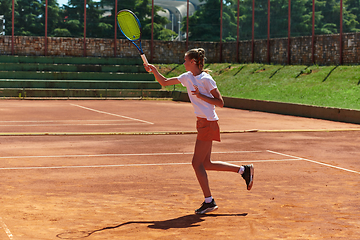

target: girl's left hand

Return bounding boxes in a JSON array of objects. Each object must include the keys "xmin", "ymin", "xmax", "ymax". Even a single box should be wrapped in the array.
[
  {"xmin": 144, "ymin": 64, "xmax": 154, "ymax": 73},
  {"xmin": 191, "ymin": 85, "xmax": 200, "ymax": 96}
]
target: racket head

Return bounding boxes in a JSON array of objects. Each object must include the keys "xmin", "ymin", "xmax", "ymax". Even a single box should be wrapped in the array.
[{"xmin": 116, "ymin": 10, "xmax": 141, "ymax": 42}]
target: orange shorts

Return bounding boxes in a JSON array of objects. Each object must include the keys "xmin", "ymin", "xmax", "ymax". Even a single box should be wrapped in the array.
[{"xmin": 196, "ymin": 117, "xmax": 221, "ymax": 142}]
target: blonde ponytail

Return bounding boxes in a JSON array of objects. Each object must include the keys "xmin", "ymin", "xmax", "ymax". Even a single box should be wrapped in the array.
[{"xmin": 185, "ymin": 48, "xmax": 211, "ymax": 73}]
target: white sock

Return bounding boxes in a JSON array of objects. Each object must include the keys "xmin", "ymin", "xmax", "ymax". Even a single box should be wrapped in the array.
[
  {"xmin": 238, "ymin": 166, "xmax": 245, "ymax": 175},
  {"xmin": 205, "ymin": 196, "xmax": 213, "ymax": 203}
]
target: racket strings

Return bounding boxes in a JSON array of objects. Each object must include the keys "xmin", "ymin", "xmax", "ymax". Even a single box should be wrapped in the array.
[{"xmin": 118, "ymin": 12, "xmax": 141, "ymax": 41}]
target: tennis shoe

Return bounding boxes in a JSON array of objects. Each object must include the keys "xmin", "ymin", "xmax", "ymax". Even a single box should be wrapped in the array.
[
  {"xmin": 241, "ymin": 164, "xmax": 254, "ymax": 190},
  {"xmin": 195, "ymin": 199, "xmax": 218, "ymax": 215}
]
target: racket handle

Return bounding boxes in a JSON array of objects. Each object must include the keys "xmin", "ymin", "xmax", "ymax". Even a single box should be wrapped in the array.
[{"xmin": 141, "ymin": 54, "xmax": 149, "ymax": 65}]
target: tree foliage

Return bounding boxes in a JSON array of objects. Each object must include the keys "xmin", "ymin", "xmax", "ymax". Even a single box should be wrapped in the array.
[
  {"xmin": 185, "ymin": 0, "xmax": 360, "ymax": 42},
  {"xmin": 0, "ymin": 0, "xmax": 359, "ymax": 41},
  {"xmin": 0, "ymin": 0, "xmax": 176, "ymax": 40}
]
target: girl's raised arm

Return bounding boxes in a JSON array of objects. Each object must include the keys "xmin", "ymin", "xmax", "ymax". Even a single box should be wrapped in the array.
[{"xmin": 144, "ymin": 64, "xmax": 180, "ymax": 86}]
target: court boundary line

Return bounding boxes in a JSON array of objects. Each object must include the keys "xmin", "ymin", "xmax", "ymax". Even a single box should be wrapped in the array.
[
  {"xmin": 0, "ymin": 150, "xmax": 358, "ymax": 175},
  {"xmin": 0, "ymin": 159, "xmax": 300, "ymax": 171},
  {"xmin": 0, "ymin": 124, "xmax": 140, "ymax": 127},
  {"xmin": 70, "ymin": 103, "xmax": 154, "ymax": 125},
  {"xmin": 0, "ymin": 151, "xmax": 262, "ymax": 160},
  {"xmin": 0, "ymin": 120, "xmax": 129, "ymax": 122},
  {"xmin": 0, "ymin": 120, "xmax": 137, "ymax": 127},
  {"xmin": 267, "ymin": 150, "xmax": 360, "ymax": 175},
  {"xmin": 0, "ymin": 216, "xmax": 13, "ymax": 240},
  {"xmin": 1, "ymin": 128, "xmax": 360, "ymax": 136}
]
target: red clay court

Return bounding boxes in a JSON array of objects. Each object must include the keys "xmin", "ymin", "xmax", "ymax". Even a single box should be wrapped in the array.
[{"xmin": 0, "ymin": 99, "xmax": 359, "ymax": 239}]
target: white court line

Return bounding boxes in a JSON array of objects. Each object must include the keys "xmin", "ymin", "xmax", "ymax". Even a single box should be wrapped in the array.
[
  {"xmin": 0, "ymin": 159, "xmax": 298, "ymax": 171},
  {"xmin": 229, "ymin": 158, "xmax": 301, "ymax": 163},
  {"xmin": 267, "ymin": 150, "xmax": 360, "ymax": 175},
  {"xmin": 0, "ymin": 151, "xmax": 262, "ymax": 160},
  {"xmin": 0, "ymin": 120, "xmax": 140, "ymax": 127},
  {"xmin": 0, "ymin": 124, "xmax": 136, "ymax": 127},
  {"xmin": 0, "ymin": 216, "xmax": 13, "ymax": 240},
  {"xmin": 70, "ymin": 104, "xmax": 154, "ymax": 125},
  {"xmin": 2, "ymin": 150, "xmax": 358, "ymax": 174},
  {"xmin": 0, "ymin": 120, "xmax": 127, "ymax": 123}
]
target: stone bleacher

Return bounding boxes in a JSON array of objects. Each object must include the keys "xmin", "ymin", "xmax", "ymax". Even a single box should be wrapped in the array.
[{"xmin": 0, "ymin": 55, "xmax": 171, "ymax": 99}]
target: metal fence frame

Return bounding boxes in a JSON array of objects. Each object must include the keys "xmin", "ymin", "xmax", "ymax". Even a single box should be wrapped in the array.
[{"xmin": 7, "ymin": 0, "xmax": 345, "ymax": 64}]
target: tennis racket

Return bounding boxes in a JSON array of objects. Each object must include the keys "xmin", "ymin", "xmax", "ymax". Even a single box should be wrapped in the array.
[{"xmin": 116, "ymin": 10, "xmax": 149, "ymax": 67}]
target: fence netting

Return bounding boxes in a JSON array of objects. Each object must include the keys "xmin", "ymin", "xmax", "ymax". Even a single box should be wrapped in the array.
[{"xmin": 1, "ymin": 0, "xmax": 358, "ymax": 42}]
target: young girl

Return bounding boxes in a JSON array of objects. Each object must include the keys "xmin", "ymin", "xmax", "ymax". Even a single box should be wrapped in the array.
[{"xmin": 144, "ymin": 48, "xmax": 254, "ymax": 214}]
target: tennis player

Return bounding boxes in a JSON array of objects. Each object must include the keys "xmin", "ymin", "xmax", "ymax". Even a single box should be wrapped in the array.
[{"xmin": 144, "ymin": 48, "xmax": 254, "ymax": 214}]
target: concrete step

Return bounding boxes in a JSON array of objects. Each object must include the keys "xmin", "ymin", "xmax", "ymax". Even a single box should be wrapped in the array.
[
  {"xmin": 0, "ymin": 88, "xmax": 172, "ymax": 98},
  {"xmin": 0, "ymin": 62, "xmax": 147, "ymax": 73},
  {"xmin": 0, "ymin": 55, "xmax": 142, "ymax": 65},
  {"xmin": 0, "ymin": 55, "xmax": 161, "ymax": 98},
  {"xmin": 0, "ymin": 79, "xmax": 161, "ymax": 90},
  {"xmin": 0, "ymin": 71, "xmax": 155, "ymax": 81}
]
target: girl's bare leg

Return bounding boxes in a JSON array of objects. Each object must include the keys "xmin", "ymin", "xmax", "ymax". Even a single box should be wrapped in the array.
[
  {"xmin": 203, "ymin": 154, "xmax": 241, "ymax": 172},
  {"xmin": 192, "ymin": 139, "xmax": 213, "ymax": 198},
  {"xmin": 192, "ymin": 139, "xmax": 241, "ymax": 198}
]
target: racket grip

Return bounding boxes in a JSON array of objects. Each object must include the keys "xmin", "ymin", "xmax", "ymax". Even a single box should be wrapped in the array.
[{"xmin": 141, "ymin": 54, "xmax": 149, "ymax": 65}]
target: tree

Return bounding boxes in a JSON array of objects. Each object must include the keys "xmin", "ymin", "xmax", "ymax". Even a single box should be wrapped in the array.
[
  {"xmin": 2, "ymin": 0, "xmax": 360, "ymax": 41},
  {"xmin": 0, "ymin": 0, "xmax": 12, "ymax": 36},
  {"xmin": 346, "ymin": 0, "xmax": 360, "ymax": 23},
  {"xmin": 222, "ymin": 0, "xmax": 238, "ymax": 41},
  {"xmin": 60, "ymin": 0, "xmax": 107, "ymax": 37},
  {"xmin": 343, "ymin": 0, "xmax": 360, "ymax": 32},
  {"xmin": 237, "ymin": 0, "xmax": 254, "ymax": 40},
  {"xmin": 41, "ymin": 0, "xmax": 63, "ymax": 37},
  {"xmin": 13, "ymin": 0, "xmax": 43, "ymax": 36},
  {"xmin": 185, "ymin": 0, "xmax": 237, "ymax": 42},
  {"xmin": 291, "ymin": 0, "xmax": 313, "ymax": 36},
  {"xmin": 98, "ymin": 0, "xmax": 176, "ymax": 40},
  {"xmin": 314, "ymin": 0, "xmax": 359, "ymax": 34},
  {"xmin": 0, "ymin": 0, "xmax": 63, "ymax": 37}
]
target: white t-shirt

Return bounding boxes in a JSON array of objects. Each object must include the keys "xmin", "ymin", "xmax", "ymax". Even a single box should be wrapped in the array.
[{"xmin": 177, "ymin": 71, "xmax": 219, "ymax": 121}]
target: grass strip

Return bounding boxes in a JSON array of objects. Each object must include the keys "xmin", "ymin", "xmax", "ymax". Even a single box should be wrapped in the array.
[{"xmin": 157, "ymin": 63, "xmax": 360, "ymax": 110}]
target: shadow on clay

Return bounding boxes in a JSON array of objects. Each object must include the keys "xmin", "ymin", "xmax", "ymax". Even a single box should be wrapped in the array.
[{"xmin": 56, "ymin": 213, "xmax": 248, "ymax": 239}]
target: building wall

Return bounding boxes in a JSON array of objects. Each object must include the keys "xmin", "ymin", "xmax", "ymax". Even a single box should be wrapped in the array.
[{"xmin": 1, "ymin": 33, "xmax": 359, "ymax": 65}]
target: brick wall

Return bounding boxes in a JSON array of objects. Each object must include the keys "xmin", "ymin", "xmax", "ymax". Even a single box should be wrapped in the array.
[{"xmin": 1, "ymin": 33, "xmax": 359, "ymax": 65}]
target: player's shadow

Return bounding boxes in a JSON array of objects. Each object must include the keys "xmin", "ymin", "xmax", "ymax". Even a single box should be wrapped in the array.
[
  {"xmin": 56, "ymin": 213, "xmax": 247, "ymax": 239},
  {"xmin": 148, "ymin": 213, "xmax": 247, "ymax": 230}
]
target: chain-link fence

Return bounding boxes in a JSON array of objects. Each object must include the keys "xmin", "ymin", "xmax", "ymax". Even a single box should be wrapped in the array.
[{"xmin": 0, "ymin": 0, "xmax": 357, "ymax": 64}]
